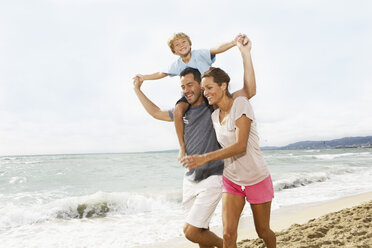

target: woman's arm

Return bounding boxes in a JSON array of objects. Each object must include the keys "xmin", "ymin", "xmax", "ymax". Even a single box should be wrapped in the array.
[
  {"xmin": 180, "ymin": 115, "xmax": 252, "ymax": 169},
  {"xmin": 231, "ymin": 38, "xmax": 257, "ymax": 100}
]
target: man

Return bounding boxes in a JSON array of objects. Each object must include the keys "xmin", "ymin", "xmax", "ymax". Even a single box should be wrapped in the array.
[{"xmin": 133, "ymin": 36, "xmax": 255, "ymax": 248}]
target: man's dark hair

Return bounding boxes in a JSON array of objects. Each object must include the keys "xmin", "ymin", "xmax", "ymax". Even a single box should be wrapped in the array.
[{"xmin": 179, "ymin": 67, "xmax": 201, "ymax": 83}]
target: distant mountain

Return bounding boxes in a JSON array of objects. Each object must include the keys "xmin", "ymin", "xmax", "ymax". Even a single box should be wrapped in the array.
[
  {"xmin": 262, "ymin": 136, "xmax": 372, "ymax": 150},
  {"xmin": 145, "ymin": 136, "xmax": 372, "ymax": 153}
]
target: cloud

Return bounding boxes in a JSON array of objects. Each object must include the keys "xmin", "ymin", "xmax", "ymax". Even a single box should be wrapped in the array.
[{"xmin": 1, "ymin": 0, "xmax": 371, "ymax": 155}]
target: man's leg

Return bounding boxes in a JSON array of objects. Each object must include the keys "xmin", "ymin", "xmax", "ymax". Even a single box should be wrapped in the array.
[
  {"xmin": 182, "ymin": 175, "xmax": 223, "ymax": 248},
  {"xmin": 184, "ymin": 223, "xmax": 223, "ymax": 248}
]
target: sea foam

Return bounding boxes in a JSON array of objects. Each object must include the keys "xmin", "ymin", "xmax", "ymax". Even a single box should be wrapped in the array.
[{"xmin": 0, "ymin": 191, "xmax": 181, "ymax": 231}]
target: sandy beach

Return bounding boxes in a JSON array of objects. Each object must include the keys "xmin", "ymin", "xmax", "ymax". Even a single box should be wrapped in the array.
[
  {"xmin": 238, "ymin": 201, "xmax": 372, "ymax": 247},
  {"xmin": 238, "ymin": 194, "xmax": 372, "ymax": 247},
  {"xmin": 152, "ymin": 192, "xmax": 372, "ymax": 248}
]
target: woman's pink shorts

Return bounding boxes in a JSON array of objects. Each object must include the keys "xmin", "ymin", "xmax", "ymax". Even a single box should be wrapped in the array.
[{"xmin": 222, "ymin": 175, "xmax": 274, "ymax": 204}]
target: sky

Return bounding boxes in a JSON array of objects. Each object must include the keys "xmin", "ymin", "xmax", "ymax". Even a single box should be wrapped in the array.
[{"xmin": 1, "ymin": 0, "xmax": 371, "ymax": 156}]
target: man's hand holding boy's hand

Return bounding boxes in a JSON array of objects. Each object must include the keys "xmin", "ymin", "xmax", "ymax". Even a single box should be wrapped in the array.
[{"xmin": 133, "ymin": 74, "xmax": 145, "ymax": 82}]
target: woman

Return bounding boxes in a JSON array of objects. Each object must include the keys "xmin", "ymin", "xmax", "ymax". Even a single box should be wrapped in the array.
[{"xmin": 181, "ymin": 39, "xmax": 276, "ymax": 248}]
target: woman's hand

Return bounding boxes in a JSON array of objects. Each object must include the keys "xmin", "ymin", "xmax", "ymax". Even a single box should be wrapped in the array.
[{"xmin": 180, "ymin": 154, "xmax": 208, "ymax": 170}]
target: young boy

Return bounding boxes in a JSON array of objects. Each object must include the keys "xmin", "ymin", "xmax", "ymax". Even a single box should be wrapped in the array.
[{"xmin": 134, "ymin": 32, "xmax": 245, "ymax": 161}]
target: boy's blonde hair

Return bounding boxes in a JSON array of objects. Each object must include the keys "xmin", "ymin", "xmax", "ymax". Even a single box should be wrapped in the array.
[{"xmin": 168, "ymin": 32, "xmax": 192, "ymax": 54}]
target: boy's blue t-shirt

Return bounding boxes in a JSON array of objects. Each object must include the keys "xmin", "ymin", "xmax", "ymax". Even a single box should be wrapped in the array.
[{"xmin": 166, "ymin": 49, "xmax": 216, "ymax": 76}]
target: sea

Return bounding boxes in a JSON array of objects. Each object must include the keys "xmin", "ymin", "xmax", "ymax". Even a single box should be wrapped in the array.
[{"xmin": 1, "ymin": 148, "xmax": 372, "ymax": 247}]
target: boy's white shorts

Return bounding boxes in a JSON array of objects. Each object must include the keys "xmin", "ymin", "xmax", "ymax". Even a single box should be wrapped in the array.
[{"xmin": 182, "ymin": 175, "xmax": 223, "ymax": 229}]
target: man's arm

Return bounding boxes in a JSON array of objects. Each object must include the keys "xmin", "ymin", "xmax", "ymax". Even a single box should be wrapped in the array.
[
  {"xmin": 133, "ymin": 76, "xmax": 172, "ymax": 122},
  {"xmin": 232, "ymin": 37, "xmax": 256, "ymax": 100}
]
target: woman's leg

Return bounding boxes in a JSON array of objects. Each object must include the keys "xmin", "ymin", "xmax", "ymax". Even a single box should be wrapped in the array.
[
  {"xmin": 250, "ymin": 201, "xmax": 276, "ymax": 248},
  {"xmin": 222, "ymin": 193, "xmax": 245, "ymax": 248}
]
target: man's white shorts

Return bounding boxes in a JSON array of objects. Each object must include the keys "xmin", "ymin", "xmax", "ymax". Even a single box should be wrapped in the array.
[{"xmin": 182, "ymin": 175, "xmax": 223, "ymax": 229}]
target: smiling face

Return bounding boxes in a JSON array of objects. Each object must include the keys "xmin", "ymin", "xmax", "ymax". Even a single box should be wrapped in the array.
[
  {"xmin": 201, "ymin": 76, "xmax": 226, "ymax": 105},
  {"xmin": 172, "ymin": 38, "xmax": 191, "ymax": 56},
  {"xmin": 180, "ymin": 73, "xmax": 203, "ymax": 106}
]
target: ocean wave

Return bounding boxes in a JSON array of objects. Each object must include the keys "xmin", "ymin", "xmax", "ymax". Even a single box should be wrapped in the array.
[
  {"xmin": 0, "ymin": 157, "xmax": 42, "ymax": 165},
  {"xmin": 9, "ymin": 177, "xmax": 27, "ymax": 184},
  {"xmin": 0, "ymin": 157, "xmax": 18, "ymax": 161},
  {"xmin": 303, "ymin": 150, "xmax": 321, "ymax": 153},
  {"xmin": 273, "ymin": 172, "xmax": 329, "ymax": 191},
  {"xmin": 272, "ymin": 166, "xmax": 360, "ymax": 192},
  {"xmin": 305, "ymin": 153, "xmax": 357, "ymax": 160},
  {"xmin": 0, "ymin": 191, "xmax": 182, "ymax": 230},
  {"xmin": 23, "ymin": 161, "xmax": 42, "ymax": 164},
  {"xmin": 0, "ymin": 157, "xmax": 18, "ymax": 165}
]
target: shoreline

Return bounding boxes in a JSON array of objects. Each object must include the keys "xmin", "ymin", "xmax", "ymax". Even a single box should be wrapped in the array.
[{"xmin": 144, "ymin": 192, "xmax": 372, "ymax": 248}]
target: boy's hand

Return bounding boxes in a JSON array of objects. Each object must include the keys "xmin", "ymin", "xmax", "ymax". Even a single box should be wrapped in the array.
[
  {"xmin": 133, "ymin": 74, "xmax": 145, "ymax": 82},
  {"xmin": 234, "ymin": 33, "xmax": 244, "ymax": 45},
  {"xmin": 237, "ymin": 36, "xmax": 252, "ymax": 53},
  {"xmin": 133, "ymin": 75, "xmax": 144, "ymax": 90},
  {"xmin": 234, "ymin": 33, "xmax": 249, "ymax": 46}
]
